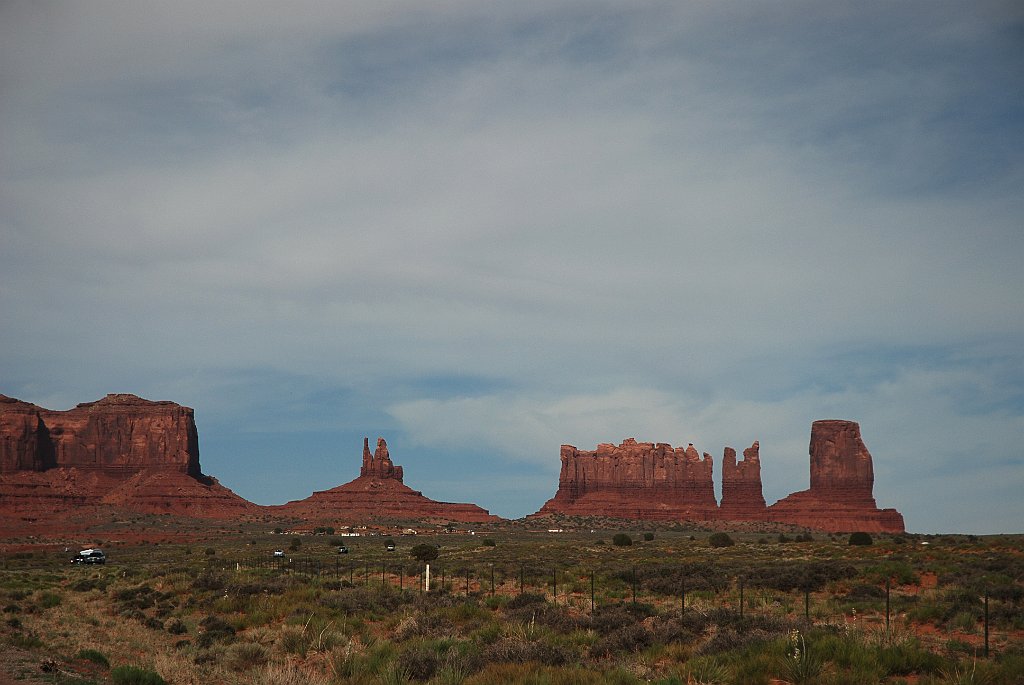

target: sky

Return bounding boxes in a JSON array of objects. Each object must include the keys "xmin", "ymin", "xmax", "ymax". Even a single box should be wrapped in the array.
[{"xmin": 2, "ymin": 2, "xmax": 1022, "ymax": 534}]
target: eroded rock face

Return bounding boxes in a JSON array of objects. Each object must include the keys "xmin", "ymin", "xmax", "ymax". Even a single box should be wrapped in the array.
[
  {"xmin": 769, "ymin": 420, "xmax": 904, "ymax": 532},
  {"xmin": 536, "ymin": 438, "xmax": 719, "ymax": 520},
  {"xmin": 534, "ymin": 421, "xmax": 905, "ymax": 532},
  {"xmin": 0, "ymin": 396, "xmax": 53, "ymax": 472},
  {"xmin": 40, "ymin": 394, "xmax": 201, "ymax": 476},
  {"xmin": 275, "ymin": 437, "xmax": 499, "ymax": 523},
  {"xmin": 0, "ymin": 394, "xmax": 254, "ymax": 519},
  {"xmin": 360, "ymin": 437, "xmax": 403, "ymax": 482},
  {"xmin": 719, "ymin": 442, "xmax": 767, "ymax": 520}
]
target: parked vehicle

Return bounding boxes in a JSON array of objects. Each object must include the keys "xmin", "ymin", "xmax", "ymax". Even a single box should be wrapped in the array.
[
  {"xmin": 386, "ymin": 542, "xmax": 396, "ymax": 552},
  {"xmin": 273, "ymin": 550, "xmax": 285, "ymax": 557},
  {"xmin": 338, "ymin": 545, "xmax": 348, "ymax": 554},
  {"xmin": 72, "ymin": 549, "xmax": 106, "ymax": 565}
]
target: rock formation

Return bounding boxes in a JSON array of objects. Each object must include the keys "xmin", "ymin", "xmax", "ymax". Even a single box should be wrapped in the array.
[
  {"xmin": 536, "ymin": 438, "xmax": 719, "ymax": 520},
  {"xmin": 719, "ymin": 442, "xmax": 767, "ymax": 520},
  {"xmin": 769, "ymin": 420, "xmax": 905, "ymax": 532},
  {"xmin": 360, "ymin": 437, "xmax": 403, "ymax": 481},
  {"xmin": 0, "ymin": 395, "xmax": 53, "ymax": 472},
  {"xmin": 534, "ymin": 421, "xmax": 904, "ymax": 532},
  {"xmin": 274, "ymin": 437, "xmax": 499, "ymax": 524},
  {"xmin": 0, "ymin": 394, "xmax": 255, "ymax": 519}
]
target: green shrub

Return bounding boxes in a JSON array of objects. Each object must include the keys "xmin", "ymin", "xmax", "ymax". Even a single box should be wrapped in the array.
[
  {"xmin": 482, "ymin": 538, "xmax": 496, "ymax": 547},
  {"xmin": 708, "ymin": 533, "xmax": 734, "ymax": 548},
  {"xmin": 643, "ymin": 533, "xmax": 655, "ymax": 541},
  {"xmin": 848, "ymin": 532, "xmax": 873, "ymax": 546},
  {"xmin": 612, "ymin": 534, "xmax": 633, "ymax": 547},
  {"xmin": 37, "ymin": 591, "xmax": 61, "ymax": 609},
  {"xmin": 10, "ymin": 633, "xmax": 44, "ymax": 648},
  {"xmin": 204, "ymin": 547, "xmax": 215, "ymax": 555},
  {"xmin": 410, "ymin": 544, "xmax": 439, "ymax": 563},
  {"xmin": 77, "ymin": 649, "xmax": 110, "ymax": 668},
  {"xmin": 110, "ymin": 665, "xmax": 167, "ymax": 685},
  {"xmin": 289, "ymin": 537, "xmax": 301, "ymax": 551},
  {"xmin": 164, "ymin": 618, "xmax": 187, "ymax": 635}
]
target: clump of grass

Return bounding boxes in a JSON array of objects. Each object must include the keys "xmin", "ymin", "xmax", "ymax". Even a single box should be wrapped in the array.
[
  {"xmin": 253, "ymin": 663, "xmax": 330, "ymax": 685},
  {"xmin": 224, "ymin": 641, "xmax": 268, "ymax": 671},
  {"xmin": 37, "ymin": 591, "xmax": 62, "ymax": 609},
  {"xmin": 76, "ymin": 648, "xmax": 110, "ymax": 668},
  {"xmin": 680, "ymin": 656, "xmax": 730, "ymax": 685},
  {"xmin": 110, "ymin": 665, "xmax": 167, "ymax": 685},
  {"xmin": 780, "ymin": 629, "xmax": 823, "ymax": 685}
]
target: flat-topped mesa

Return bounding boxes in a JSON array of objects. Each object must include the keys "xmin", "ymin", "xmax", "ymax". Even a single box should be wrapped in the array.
[
  {"xmin": 769, "ymin": 420, "xmax": 905, "ymax": 533},
  {"xmin": 360, "ymin": 437, "xmax": 403, "ymax": 482},
  {"xmin": 1, "ymin": 393, "xmax": 199, "ymax": 476},
  {"xmin": 719, "ymin": 442, "xmax": 767, "ymax": 520},
  {"xmin": 0, "ymin": 393, "xmax": 255, "ymax": 519},
  {"xmin": 536, "ymin": 438, "xmax": 718, "ymax": 520}
]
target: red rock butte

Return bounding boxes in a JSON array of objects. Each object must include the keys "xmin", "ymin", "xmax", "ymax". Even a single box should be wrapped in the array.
[
  {"xmin": 536, "ymin": 420, "xmax": 905, "ymax": 533},
  {"xmin": 768, "ymin": 420, "xmax": 905, "ymax": 533},
  {"xmin": 271, "ymin": 437, "xmax": 500, "ymax": 524},
  {"xmin": 537, "ymin": 439, "xmax": 718, "ymax": 520},
  {"xmin": 0, "ymin": 393, "xmax": 256, "ymax": 519}
]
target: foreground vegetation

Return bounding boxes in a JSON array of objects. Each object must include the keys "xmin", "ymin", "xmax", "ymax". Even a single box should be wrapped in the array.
[{"xmin": 1, "ymin": 528, "xmax": 1022, "ymax": 684}]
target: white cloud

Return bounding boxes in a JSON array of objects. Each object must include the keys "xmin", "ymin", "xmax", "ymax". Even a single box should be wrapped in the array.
[{"xmin": 1, "ymin": 2, "xmax": 1021, "ymax": 532}]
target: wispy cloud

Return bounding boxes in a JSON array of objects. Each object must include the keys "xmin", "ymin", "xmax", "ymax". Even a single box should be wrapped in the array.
[{"xmin": 1, "ymin": 2, "xmax": 1021, "ymax": 533}]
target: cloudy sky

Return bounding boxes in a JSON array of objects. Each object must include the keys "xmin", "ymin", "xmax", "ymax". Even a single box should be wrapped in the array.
[{"xmin": 2, "ymin": 2, "xmax": 1022, "ymax": 533}]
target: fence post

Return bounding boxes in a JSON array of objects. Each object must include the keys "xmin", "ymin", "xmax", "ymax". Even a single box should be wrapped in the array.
[
  {"xmin": 885, "ymin": 578, "xmax": 891, "ymax": 639},
  {"xmin": 681, "ymin": 576, "xmax": 685, "ymax": 615},
  {"xmin": 465, "ymin": 568, "xmax": 470, "ymax": 596},
  {"xmin": 632, "ymin": 566, "xmax": 637, "ymax": 605},
  {"xmin": 520, "ymin": 565, "xmax": 524, "ymax": 595},
  {"xmin": 739, "ymin": 578, "xmax": 744, "ymax": 619},
  {"xmin": 381, "ymin": 563, "xmax": 385, "ymax": 586},
  {"xmin": 490, "ymin": 565, "xmax": 495, "ymax": 596},
  {"xmin": 400, "ymin": 567, "xmax": 403, "ymax": 591},
  {"xmin": 984, "ymin": 592, "xmax": 989, "ymax": 658},
  {"xmin": 552, "ymin": 567, "xmax": 557, "ymax": 603},
  {"xmin": 804, "ymin": 588, "xmax": 810, "ymax": 622},
  {"xmin": 591, "ymin": 570, "xmax": 596, "ymax": 613}
]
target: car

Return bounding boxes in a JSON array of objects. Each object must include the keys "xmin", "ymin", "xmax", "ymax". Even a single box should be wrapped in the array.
[
  {"xmin": 337, "ymin": 545, "xmax": 348, "ymax": 554},
  {"xmin": 386, "ymin": 542, "xmax": 396, "ymax": 552},
  {"xmin": 72, "ymin": 549, "xmax": 106, "ymax": 565},
  {"xmin": 273, "ymin": 550, "xmax": 285, "ymax": 557}
]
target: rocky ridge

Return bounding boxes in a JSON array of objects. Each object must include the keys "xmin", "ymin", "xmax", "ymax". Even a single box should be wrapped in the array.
[{"xmin": 536, "ymin": 420, "xmax": 904, "ymax": 532}]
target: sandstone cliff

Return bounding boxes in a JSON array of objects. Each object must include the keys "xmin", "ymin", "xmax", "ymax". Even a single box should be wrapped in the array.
[
  {"xmin": 536, "ymin": 438, "xmax": 719, "ymax": 520},
  {"xmin": 719, "ymin": 442, "xmax": 767, "ymax": 520},
  {"xmin": 274, "ymin": 437, "xmax": 499, "ymax": 524},
  {"xmin": 0, "ymin": 394, "xmax": 254, "ymax": 519},
  {"xmin": 534, "ymin": 421, "xmax": 904, "ymax": 532},
  {"xmin": 769, "ymin": 420, "xmax": 905, "ymax": 532}
]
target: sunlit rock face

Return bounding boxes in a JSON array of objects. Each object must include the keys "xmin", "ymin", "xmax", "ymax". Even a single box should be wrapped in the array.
[
  {"xmin": 537, "ymin": 438, "xmax": 719, "ymax": 520},
  {"xmin": 719, "ymin": 442, "xmax": 768, "ymax": 521},
  {"xmin": 768, "ymin": 420, "xmax": 905, "ymax": 533},
  {"xmin": 272, "ymin": 437, "xmax": 500, "ymax": 524},
  {"xmin": 0, "ymin": 394, "xmax": 255, "ymax": 519},
  {"xmin": 535, "ymin": 420, "xmax": 905, "ymax": 533}
]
